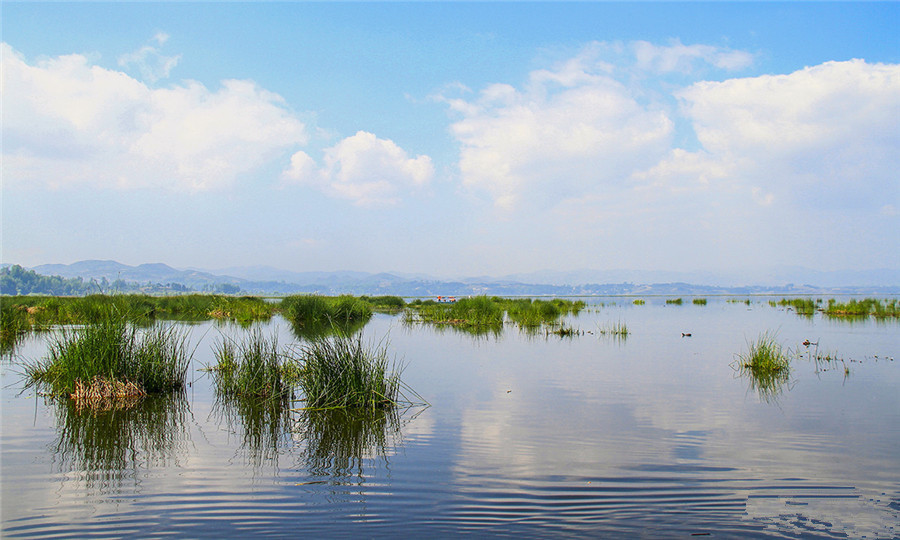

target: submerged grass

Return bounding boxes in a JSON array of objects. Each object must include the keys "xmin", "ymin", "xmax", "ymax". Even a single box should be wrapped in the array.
[{"xmin": 26, "ymin": 316, "xmax": 190, "ymax": 400}]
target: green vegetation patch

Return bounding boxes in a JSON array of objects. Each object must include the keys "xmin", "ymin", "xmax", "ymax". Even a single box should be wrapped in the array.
[
  {"xmin": 734, "ymin": 332, "xmax": 792, "ymax": 401},
  {"xmin": 212, "ymin": 330, "xmax": 294, "ymax": 402},
  {"xmin": 26, "ymin": 316, "xmax": 191, "ymax": 400},
  {"xmin": 1, "ymin": 294, "xmax": 276, "ymax": 333},
  {"xmin": 826, "ymin": 298, "xmax": 899, "ymax": 319},
  {"xmin": 297, "ymin": 334, "xmax": 408, "ymax": 411},
  {"xmin": 776, "ymin": 298, "xmax": 818, "ymax": 316},
  {"xmin": 280, "ymin": 295, "xmax": 373, "ymax": 335}
]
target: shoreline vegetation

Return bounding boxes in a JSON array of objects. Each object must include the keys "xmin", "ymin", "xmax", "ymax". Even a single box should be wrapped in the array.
[
  {"xmin": 6, "ymin": 292, "xmax": 894, "ymax": 413},
  {"xmin": 4, "ymin": 294, "xmax": 897, "ymax": 351}
]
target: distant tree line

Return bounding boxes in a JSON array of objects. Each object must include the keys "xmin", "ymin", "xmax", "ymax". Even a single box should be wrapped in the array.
[
  {"xmin": 0, "ymin": 265, "xmax": 240, "ymax": 296},
  {"xmin": 1, "ymin": 265, "xmax": 95, "ymax": 295}
]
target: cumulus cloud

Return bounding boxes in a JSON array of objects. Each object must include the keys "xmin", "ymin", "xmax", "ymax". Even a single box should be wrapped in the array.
[
  {"xmin": 118, "ymin": 32, "xmax": 181, "ymax": 83},
  {"xmin": 2, "ymin": 43, "xmax": 308, "ymax": 191},
  {"xmin": 443, "ymin": 47, "xmax": 673, "ymax": 210},
  {"xmin": 282, "ymin": 131, "xmax": 434, "ymax": 206},
  {"xmin": 676, "ymin": 59, "xmax": 900, "ymax": 209}
]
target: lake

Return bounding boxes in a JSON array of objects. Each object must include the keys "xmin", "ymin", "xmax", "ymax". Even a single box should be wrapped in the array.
[{"xmin": 2, "ymin": 297, "xmax": 899, "ymax": 538}]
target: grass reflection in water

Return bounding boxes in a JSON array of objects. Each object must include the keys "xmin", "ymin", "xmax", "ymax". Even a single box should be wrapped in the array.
[
  {"xmin": 49, "ymin": 392, "xmax": 190, "ymax": 493},
  {"xmin": 297, "ymin": 407, "xmax": 405, "ymax": 479}
]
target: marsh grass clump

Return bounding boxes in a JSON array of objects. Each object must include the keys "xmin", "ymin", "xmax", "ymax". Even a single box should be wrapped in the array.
[
  {"xmin": 212, "ymin": 330, "xmax": 292, "ymax": 402},
  {"xmin": 1, "ymin": 301, "xmax": 30, "ymax": 352},
  {"xmin": 826, "ymin": 298, "xmax": 899, "ymax": 319},
  {"xmin": 666, "ymin": 298, "xmax": 683, "ymax": 305},
  {"xmin": 692, "ymin": 298, "xmax": 707, "ymax": 306},
  {"xmin": 633, "ymin": 299, "xmax": 645, "ymax": 306},
  {"xmin": 598, "ymin": 321, "xmax": 629, "ymax": 336},
  {"xmin": 413, "ymin": 296, "xmax": 503, "ymax": 329},
  {"xmin": 297, "ymin": 334, "xmax": 408, "ymax": 410},
  {"xmin": 734, "ymin": 332, "xmax": 792, "ymax": 401},
  {"xmin": 2, "ymin": 294, "xmax": 277, "ymax": 330},
  {"xmin": 777, "ymin": 298, "xmax": 818, "ymax": 316},
  {"xmin": 26, "ymin": 317, "xmax": 190, "ymax": 401},
  {"xmin": 281, "ymin": 295, "xmax": 373, "ymax": 335},
  {"xmin": 545, "ymin": 323, "xmax": 581, "ymax": 338},
  {"xmin": 505, "ymin": 298, "xmax": 561, "ymax": 327},
  {"xmin": 360, "ymin": 295, "xmax": 406, "ymax": 311}
]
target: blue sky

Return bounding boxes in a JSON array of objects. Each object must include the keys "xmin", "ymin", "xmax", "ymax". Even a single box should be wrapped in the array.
[{"xmin": 2, "ymin": 2, "xmax": 898, "ymax": 279}]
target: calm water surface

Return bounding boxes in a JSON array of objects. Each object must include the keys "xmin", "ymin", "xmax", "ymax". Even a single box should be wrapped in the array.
[{"xmin": 2, "ymin": 298, "xmax": 899, "ymax": 538}]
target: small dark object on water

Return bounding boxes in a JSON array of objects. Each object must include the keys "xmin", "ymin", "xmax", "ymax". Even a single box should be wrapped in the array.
[
  {"xmin": 682, "ymin": 333, "xmax": 692, "ymax": 337},
  {"xmin": 803, "ymin": 339, "xmax": 818, "ymax": 347}
]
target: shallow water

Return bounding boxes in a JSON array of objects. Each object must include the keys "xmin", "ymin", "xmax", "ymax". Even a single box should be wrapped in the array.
[{"xmin": 2, "ymin": 298, "xmax": 899, "ymax": 538}]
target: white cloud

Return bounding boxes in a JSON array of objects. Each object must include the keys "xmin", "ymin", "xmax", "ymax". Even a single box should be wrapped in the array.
[
  {"xmin": 282, "ymin": 131, "xmax": 434, "ymax": 206},
  {"xmin": 2, "ymin": 43, "xmax": 308, "ymax": 191},
  {"xmin": 444, "ymin": 49, "xmax": 673, "ymax": 210},
  {"xmin": 677, "ymin": 59, "xmax": 900, "ymax": 209},
  {"xmin": 633, "ymin": 39, "xmax": 754, "ymax": 74},
  {"xmin": 118, "ymin": 33, "xmax": 181, "ymax": 83}
]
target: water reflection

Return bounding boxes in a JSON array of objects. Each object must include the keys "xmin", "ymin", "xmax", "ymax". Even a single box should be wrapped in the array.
[
  {"xmin": 295, "ymin": 407, "xmax": 406, "ymax": 479},
  {"xmin": 289, "ymin": 317, "xmax": 370, "ymax": 341},
  {"xmin": 212, "ymin": 394, "xmax": 295, "ymax": 470},
  {"xmin": 48, "ymin": 392, "xmax": 190, "ymax": 493},
  {"xmin": 401, "ymin": 316, "xmax": 503, "ymax": 340}
]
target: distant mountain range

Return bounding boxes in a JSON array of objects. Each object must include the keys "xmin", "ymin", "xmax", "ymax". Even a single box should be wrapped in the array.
[{"xmin": 6, "ymin": 260, "xmax": 897, "ymax": 296}]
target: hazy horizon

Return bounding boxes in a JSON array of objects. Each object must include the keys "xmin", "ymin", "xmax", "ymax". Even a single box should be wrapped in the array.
[{"xmin": 3, "ymin": 3, "xmax": 898, "ymax": 277}]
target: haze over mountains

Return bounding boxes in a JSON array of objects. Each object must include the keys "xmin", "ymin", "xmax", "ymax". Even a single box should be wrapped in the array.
[{"xmin": 14, "ymin": 260, "xmax": 900, "ymax": 296}]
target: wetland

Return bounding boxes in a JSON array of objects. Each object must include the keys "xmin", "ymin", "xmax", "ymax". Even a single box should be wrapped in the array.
[{"xmin": 2, "ymin": 295, "xmax": 898, "ymax": 538}]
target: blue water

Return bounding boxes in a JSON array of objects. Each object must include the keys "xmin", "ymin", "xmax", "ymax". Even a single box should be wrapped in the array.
[{"xmin": 2, "ymin": 298, "xmax": 899, "ymax": 538}]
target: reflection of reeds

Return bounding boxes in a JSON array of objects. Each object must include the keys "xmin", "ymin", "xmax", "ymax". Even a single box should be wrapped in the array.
[
  {"xmin": 297, "ymin": 407, "xmax": 404, "ymax": 478},
  {"xmin": 50, "ymin": 392, "xmax": 189, "ymax": 491},
  {"xmin": 213, "ymin": 393, "xmax": 293, "ymax": 469}
]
